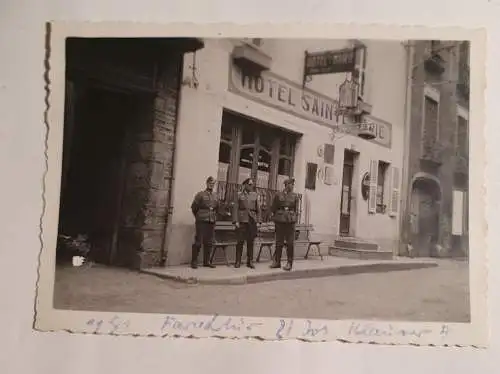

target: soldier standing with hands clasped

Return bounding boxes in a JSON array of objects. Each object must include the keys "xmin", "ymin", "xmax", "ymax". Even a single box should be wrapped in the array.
[
  {"xmin": 233, "ymin": 178, "xmax": 261, "ymax": 269},
  {"xmin": 270, "ymin": 178, "xmax": 299, "ymax": 271},
  {"xmin": 190, "ymin": 176, "xmax": 218, "ymax": 269}
]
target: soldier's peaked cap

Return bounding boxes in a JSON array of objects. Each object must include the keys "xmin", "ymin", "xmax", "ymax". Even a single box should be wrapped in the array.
[
  {"xmin": 284, "ymin": 178, "xmax": 295, "ymax": 185},
  {"xmin": 206, "ymin": 176, "xmax": 215, "ymax": 183}
]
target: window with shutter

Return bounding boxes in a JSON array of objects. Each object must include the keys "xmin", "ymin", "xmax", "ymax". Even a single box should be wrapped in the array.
[
  {"xmin": 389, "ymin": 166, "xmax": 400, "ymax": 217},
  {"xmin": 368, "ymin": 159, "xmax": 378, "ymax": 214},
  {"xmin": 457, "ymin": 115, "xmax": 468, "ymax": 157},
  {"xmin": 376, "ymin": 161, "xmax": 389, "ymax": 213}
]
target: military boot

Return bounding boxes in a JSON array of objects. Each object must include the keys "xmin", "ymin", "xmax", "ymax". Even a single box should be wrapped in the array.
[
  {"xmin": 203, "ymin": 246, "xmax": 216, "ymax": 268},
  {"xmin": 270, "ymin": 246, "xmax": 282, "ymax": 269},
  {"xmin": 283, "ymin": 244, "xmax": 294, "ymax": 271},
  {"xmin": 190, "ymin": 244, "xmax": 200, "ymax": 269},
  {"xmin": 246, "ymin": 241, "xmax": 255, "ymax": 269},
  {"xmin": 234, "ymin": 243, "xmax": 243, "ymax": 268}
]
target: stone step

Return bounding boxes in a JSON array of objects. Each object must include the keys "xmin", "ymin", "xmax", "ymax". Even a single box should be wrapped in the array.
[
  {"xmin": 334, "ymin": 237, "xmax": 379, "ymax": 251},
  {"xmin": 329, "ymin": 246, "xmax": 393, "ymax": 260}
]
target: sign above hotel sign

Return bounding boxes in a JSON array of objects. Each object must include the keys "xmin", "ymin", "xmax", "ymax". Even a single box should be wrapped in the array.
[
  {"xmin": 304, "ymin": 48, "xmax": 356, "ymax": 76},
  {"xmin": 228, "ymin": 65, "xmax": 339, "ymax": 128}
]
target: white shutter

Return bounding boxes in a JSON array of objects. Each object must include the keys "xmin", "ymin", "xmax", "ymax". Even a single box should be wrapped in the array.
[
  {"xmin": 368, "ymin": 160, "xmax": 378, "ymax": 214},
  {"xmin": 389, "ymin": 166, "xmax": 400, "ymax": 217},
  {"xmin": 452, "ymin": 190, "xmax": 464, "ymax": 235},
  {"xmin": 324, "ymin": 166, "xmax": 334, "ymax": 185}
]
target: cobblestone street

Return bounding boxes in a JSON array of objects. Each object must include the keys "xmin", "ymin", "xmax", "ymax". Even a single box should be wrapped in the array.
[{"xmin": 53, "ymin": 259, "xmax": 470, "ymax": 322}]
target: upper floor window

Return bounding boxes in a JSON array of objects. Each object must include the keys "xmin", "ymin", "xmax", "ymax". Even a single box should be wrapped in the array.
[
  {"xmin": 424, "ymin": 96, "xmax": 439, "ymax": 141},
  {"xmin": 457, "ymin": 41, "xmax": 470, "ymax": 100},
  {"xmin": 251, "ymin": 38, "xmax": 263, "ymax": 47},
  {"xmin": 456, "ymin": 107, "xmax": 469, "ymax": 157},
  {"xmin": 459, "ymin": 41, "xmax": 470, "ymax": 67},
  {"xmin": 430, "ymin": 40, "xmax": 441, "ymax": 53},
  {"xmin": 242, "ymin": 38, "xmax": 263, "ymax": 48}
]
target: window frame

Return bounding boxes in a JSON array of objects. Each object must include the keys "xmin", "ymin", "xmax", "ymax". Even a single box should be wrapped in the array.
[
  {"xmin": 456, "ymin": 105, "xmax": 469, "ymax": 157},
  {"xmin": 421, "ymin": 85, "xmax": 441, "ymax": 153},
  {"xmin": 217, "ymin": 111, "xmax": 297, "ymax": 190},
  {"xmin": 376, "ymin": 160, "xmax": 390, "ymax": 214}
]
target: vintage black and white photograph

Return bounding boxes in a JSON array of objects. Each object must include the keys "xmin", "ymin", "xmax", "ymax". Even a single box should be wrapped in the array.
[{"xmin": 35, "ymin": 23, "xmax": 487, "ymax": 345}]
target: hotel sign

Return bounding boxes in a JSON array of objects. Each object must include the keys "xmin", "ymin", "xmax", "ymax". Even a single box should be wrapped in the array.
[
  {"xmin": 228, "ymin": 65, "xmax": 393, "ymax": 149},
  {"xmin": 354, "ymin": 115, "xmax": 392, "ymax": 148},
  {"xmin": 228, "ymin": 65, "xmax": 339, "ymax": 128},
  {"xmin": 304, "ymin": 48, "xmax": 356, "ymax": 76}
]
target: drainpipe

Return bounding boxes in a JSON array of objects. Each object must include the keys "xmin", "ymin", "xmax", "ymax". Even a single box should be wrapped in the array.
[
  {"xmin": 159, "ymin": 54, "xmax": 186, "ymax": 267},
  {"xmin": 398, "ymin": 41, "xmax": 415, "ymax": 256}
]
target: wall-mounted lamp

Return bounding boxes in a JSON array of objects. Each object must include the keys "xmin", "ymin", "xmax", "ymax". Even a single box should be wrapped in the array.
[{"xmin": 182, "ymin": 52, "xmax": 199, "ymax": 89}]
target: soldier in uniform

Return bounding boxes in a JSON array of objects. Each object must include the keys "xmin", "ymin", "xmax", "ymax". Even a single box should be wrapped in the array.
[
  {"xmin": 190, "ymin": 176, "xmax": 218, "ymax": 269},
  {"xmin": 232, "ymin": 178, "xmax": 261, "ymax": 269},
  {"xmin": 270, "ymin": 178, "xmax": 300, "ymax": 271}
]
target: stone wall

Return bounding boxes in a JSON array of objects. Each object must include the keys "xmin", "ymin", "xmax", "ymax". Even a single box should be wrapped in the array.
[{"xmin": 117, "ymin": 58, "xmax": 182, "ymax": 269}]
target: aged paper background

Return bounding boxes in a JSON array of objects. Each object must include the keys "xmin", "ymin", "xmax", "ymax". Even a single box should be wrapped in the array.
[{"xmin": 0, "ymin": 0, "xmax": 499, "ymax": 373}]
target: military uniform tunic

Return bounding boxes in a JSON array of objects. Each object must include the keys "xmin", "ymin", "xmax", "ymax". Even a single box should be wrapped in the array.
[
  {"xmin": 190, "ymin": 189, "xmax": 219, "ymax": 266},
  {"xmin": 233, "ymin": 190, "xmax": 261, "ymax": 266}
]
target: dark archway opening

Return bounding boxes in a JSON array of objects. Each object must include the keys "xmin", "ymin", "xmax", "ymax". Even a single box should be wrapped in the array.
[{"xmin": 409, "ymin": 177, "xmax": 442, "ymax": 257}]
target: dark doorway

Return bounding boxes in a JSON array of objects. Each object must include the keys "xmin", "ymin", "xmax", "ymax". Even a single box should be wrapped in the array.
[
  {"xmin": 58, "ymin": 85, "xmax": 139, "ymax": 264},
  {"xmin": 409, "ymin": 177, "xmax": 442, "ymax": 257},
  {"xmin": 339, "ymin": 150, "xmax": 356, "ymax": 236}
]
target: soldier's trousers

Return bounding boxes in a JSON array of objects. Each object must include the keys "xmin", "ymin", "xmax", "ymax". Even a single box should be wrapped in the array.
[
  {"xmin": 235, "ymin": 220, "xmax": 257, "ymax": 265},
  {"xmin": 192, "ymin": 221, "xmax": 215, "ymax": 265},
  {"xmin": 274, "ymin": 222, "xmax": 295, "ymax": 264}
]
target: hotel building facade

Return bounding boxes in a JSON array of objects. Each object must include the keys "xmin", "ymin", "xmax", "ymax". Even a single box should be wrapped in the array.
[{"xmin": 164, "ymin": 38, "xmax": 409, "ymax": 266}]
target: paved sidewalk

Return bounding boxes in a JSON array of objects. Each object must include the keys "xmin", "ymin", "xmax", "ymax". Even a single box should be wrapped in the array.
[{"xmin": 142, "ymin": 256, "xmax": 439, "ymax": 285}]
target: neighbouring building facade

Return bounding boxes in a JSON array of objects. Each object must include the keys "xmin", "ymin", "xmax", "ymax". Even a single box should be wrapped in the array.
[
  {"xmin": 164, "ymin": 38, "xmax": 409, "ymax": 266},
  {"xmin": 400, "ymin": 40, "xmax": 470, "ymax": 258}
]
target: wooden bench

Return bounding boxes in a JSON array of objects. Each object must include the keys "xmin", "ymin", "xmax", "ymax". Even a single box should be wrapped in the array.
[
  {"xmin": 210, "ymin": 222, "xmax": 323, "ymax": 266},
  {"xmin": 210, "ymin": 222, "xmax": 281, "ymax": 265},
  {"xmin": 255, "ymin": 222, "xmax": 303, "ymax": 263}
]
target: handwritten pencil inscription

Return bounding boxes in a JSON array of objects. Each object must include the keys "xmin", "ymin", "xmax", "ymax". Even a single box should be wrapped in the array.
[{"xmin": 83, "ymin": 314, "xmax": 450, "ymax": 341}]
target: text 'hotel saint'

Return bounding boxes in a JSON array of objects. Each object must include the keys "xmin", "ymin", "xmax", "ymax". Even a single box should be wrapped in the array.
[{"xmin": 234, "ymin": 71, "xmax": 339, "ymax": 127}]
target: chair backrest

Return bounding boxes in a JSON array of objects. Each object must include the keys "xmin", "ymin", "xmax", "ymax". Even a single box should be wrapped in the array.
[{"xmin": 214, "ymin": 222, "xmax": 237, "ymax": 243}]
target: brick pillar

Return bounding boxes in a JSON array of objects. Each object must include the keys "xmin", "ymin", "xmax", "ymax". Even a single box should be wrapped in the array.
[{"xmin": 116, "ymin": 58, "xmax": 182, "ymax": 269}]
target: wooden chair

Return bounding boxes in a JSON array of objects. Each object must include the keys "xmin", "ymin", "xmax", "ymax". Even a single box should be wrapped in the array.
[
  {"xmin": 255, "ymin": 222, "xmax": 276, "ymax": 263},
  {"xmin": 210, "ymin": 222, "xmax": 236, "ymax": 266},
  {"xmin": 304, "ymin": 225, "xmax": 323, "ymax": 260}
]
